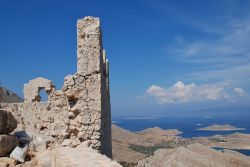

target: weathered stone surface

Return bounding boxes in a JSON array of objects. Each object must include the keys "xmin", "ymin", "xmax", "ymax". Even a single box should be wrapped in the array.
[
  {"xmin": 52, "ymin": 147, "xmax": 121, "ymax": 167},
  {"xmin": 0, "ymin": 135, "xmax": 18, "ymax": 157},
  {"xmin": 0, "ymin": 110, "xmax": 17, "ymax": 134},
  {"xmin": 77, "ymin": 16, "xmax": 102, "ymax": 75},
  {"xmin": 0, "ymin": 157, "xmax": 17, "ymax": 167},
  {"xmin": 36, "ymin": 150, "xmax": 52, "ymax": 167}
]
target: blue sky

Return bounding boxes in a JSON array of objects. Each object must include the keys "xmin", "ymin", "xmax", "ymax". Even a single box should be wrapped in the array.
[{"xmin": 0, "ymin": 0, "xmax": 250, "ymax": 116}]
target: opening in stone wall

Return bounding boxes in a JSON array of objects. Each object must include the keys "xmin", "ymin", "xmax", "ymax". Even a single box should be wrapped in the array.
[
  {"xmin": 39, "ymin": 88, "xmax": 48, "ymax": 102},
  {"xmin": 68, "ymin": 97, "xmax": 77, "ymax": 108}
]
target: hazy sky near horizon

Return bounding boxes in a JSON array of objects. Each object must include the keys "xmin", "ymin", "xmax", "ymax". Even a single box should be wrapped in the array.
[{"xmin": 0, "ymin": 0, "xmax": 250, "ymax": 116}]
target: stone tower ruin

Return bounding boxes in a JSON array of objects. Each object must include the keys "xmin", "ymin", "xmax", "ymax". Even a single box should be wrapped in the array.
[{"xmin": 0, "ymin": 16, "xmax": 112, "ymax": 158}]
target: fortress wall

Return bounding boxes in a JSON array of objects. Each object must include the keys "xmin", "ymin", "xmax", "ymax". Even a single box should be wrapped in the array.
[{"xmin": 0, "ymin": 16, "xmax": 112, "ymax": 158}]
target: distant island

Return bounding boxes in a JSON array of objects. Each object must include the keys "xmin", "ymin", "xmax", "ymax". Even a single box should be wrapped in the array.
[
  {"xmin": 137, "ymin": 127, "xmax": 183, "ymax": 136},
  {"xmin": 197, "ymin": 124, "xmax": 245, "ymax": 131}
]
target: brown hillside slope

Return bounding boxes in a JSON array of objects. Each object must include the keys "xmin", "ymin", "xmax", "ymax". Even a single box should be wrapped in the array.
[
  {"xmin": 112, "ymin": 124, "xmax": 183, "ymax": 163},
  {"xmin": 136, "ymin": 143, "xmax": 250, "ymax": 167}
]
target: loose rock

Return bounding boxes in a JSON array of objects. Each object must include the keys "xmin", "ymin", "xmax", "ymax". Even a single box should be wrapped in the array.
[
  {"xmin": 10, "ymin": 146, "xmax": 28, "ymax": 163},
  {"xmin": 0, "ymin": 110, "xmax": 17, "ymax": 134},
  {"xmin": 0, "ymin": 135, "xmax": 18, "ymax": 157}
]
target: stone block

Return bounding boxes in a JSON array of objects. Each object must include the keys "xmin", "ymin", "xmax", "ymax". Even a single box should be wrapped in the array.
[
  {"xmin": 0, "ymin": 110, "xmax": 17, "ymax": 134},
  {"xmin": 10, "ymin": 146, "xmax": 28, "ymax": 163},
  {"xmin": 0, "ymin": 135, "xmax": 18, "ymax": 157}
]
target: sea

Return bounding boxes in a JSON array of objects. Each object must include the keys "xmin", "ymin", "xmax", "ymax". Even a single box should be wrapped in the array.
[
  {"xmin": 112, "ymin": 114, "xmax": 250, "ymax": 156},
  {"xmin": 112, "ymin": 115, "xmax": 250, "ymax": 138}
]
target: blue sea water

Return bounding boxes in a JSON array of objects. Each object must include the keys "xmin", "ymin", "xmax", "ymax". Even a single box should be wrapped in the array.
[
  {"xmin": 212, "ymin": 147, "xmax": 250, "ymax": 156},
  {"xmin": 112, "ymin": 115, "xmax": 250, "ymax": 138}
]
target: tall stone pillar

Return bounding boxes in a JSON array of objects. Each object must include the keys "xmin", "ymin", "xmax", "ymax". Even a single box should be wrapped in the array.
[
  {"xmin": 76, "ymin": 16, "xmax": 112, "ymax": 158},
  {"xmin": 77, "ymin": 16, "xmax": 103, "ymax": 75}
]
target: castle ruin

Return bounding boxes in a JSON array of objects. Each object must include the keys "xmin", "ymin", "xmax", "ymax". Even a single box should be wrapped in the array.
[{"xmin": 0, "ymin": 16, "xmax": 112, "ymax": 158}]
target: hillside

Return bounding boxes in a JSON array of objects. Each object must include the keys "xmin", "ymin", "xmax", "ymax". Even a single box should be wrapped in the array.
[
  {"xmin": 0, "ymin": 87, "xmax": 23, "ymax": 103},
  {"xmin": 112, "ymin": 125, "xmax": 250, "ymax": 166},
  {"xmin": 194, "ymin": 133, "xmax": 250, "ymax": 149},
  {"xmin": 136, "ymin": 143, "xmax": 250, "ymax": 167},
  {"xmin": 112, "ymin": 124, "xmax": 183, "ymax": 163}
]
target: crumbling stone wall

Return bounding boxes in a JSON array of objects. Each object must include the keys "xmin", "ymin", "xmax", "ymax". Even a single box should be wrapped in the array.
[
  {"xmin": 0, "ymin": 16, "xmax": 112, "ymax": 158},
  {"xmin": 24, "ymin": 77, "xmax": 55, "ymax": 103}
]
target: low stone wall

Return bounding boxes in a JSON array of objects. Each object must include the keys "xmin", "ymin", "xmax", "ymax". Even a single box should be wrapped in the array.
[{"xmin": 0, "ymin": 97, "xmax": 101, "ymax": 151}]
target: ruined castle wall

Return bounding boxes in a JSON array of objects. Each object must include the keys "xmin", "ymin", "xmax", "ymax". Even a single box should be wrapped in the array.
[
  {"xmin": 76, "ymin": 16, "xmax": 112, "ymax": 158},
  {"xmin": 0, "ymin": 16, "xmax": 112, "ymax": 158},
  {"xmin": 0, "ymin": 101, "xmax": 69, "ymax": 149}
]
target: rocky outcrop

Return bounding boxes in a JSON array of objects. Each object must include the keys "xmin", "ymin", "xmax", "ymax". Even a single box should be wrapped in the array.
[
  {"xmin": 0, "ymin": 86, "xmax": 23, "ymax": 103},
  {"xmin": 136, "ymin": 143, "xmax": 250, "ymax": 167}
]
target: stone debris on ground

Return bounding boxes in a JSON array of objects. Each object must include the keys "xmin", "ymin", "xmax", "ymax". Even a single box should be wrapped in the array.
[{"xmin": 0, "ymin": 110, "xmax": 18, "ymax": 157}]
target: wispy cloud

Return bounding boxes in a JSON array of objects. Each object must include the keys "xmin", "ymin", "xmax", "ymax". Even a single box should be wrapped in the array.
[
  {"xmin": 234, "ymin": 87, "xmax": 245, "ymax": 96},
  {"xmin": 172, "ymin": 19, "xmax": 250, "ymax": 64},
  {"xmin": 168, "ymin": 17, "xmax": 250, "ymax": 87}
]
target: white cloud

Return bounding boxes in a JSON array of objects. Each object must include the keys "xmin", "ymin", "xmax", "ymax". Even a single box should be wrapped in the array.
[
  {"xmin": 234, "ymin": 87, "xmax": 245, "ymax": 96},
  {"xmin": 146, "ymin": 81, "xmax": 228, "ymax": 104}
]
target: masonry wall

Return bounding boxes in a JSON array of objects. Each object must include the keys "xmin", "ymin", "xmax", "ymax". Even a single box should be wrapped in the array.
[
  {"xmin": 0, "ymin": 16, "xmax": 112, "ymax": 158},
  {"xmin": 76, "ymin": 16, "xmax": 112, "ymax": 157}
]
